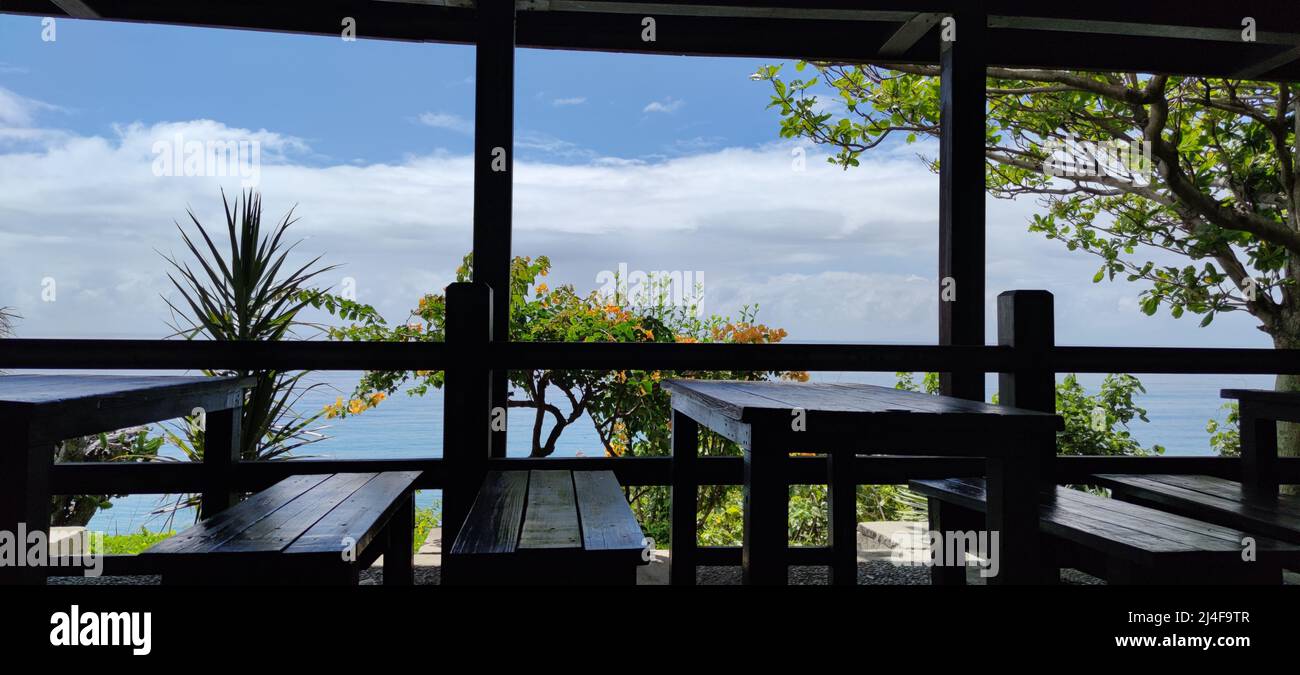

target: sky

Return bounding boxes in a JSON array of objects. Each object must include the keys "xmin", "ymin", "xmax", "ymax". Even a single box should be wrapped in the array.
[{"xmin": 0, "ymin": 13, "xmax": 1270, "ymax": 348}]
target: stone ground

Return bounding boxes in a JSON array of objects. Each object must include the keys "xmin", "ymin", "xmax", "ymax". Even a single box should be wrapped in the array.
[
  {"xmin": 50, "ymin": 522, "xmax": 1104, "ymax": 586},
  {"xmin": 48, "ymin": 521, "xmax": 1300, "ymax": 586}
]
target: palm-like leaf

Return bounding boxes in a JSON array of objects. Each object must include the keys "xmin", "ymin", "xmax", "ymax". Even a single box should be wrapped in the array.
[{"xmin": 159, "ymin": 190, "xmax": 337, "ymax": 478}]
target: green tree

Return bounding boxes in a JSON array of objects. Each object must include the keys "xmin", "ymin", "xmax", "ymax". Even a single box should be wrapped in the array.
[
  {"xmin": 759, "ymin": 63, "xmax": 1292, "ymax": 474},
  {"xmin": 312, "ymin": 254, "xmax": 922, "ymax": 546},
  {"xmin": 1208, "ymin": 403, "xmax": 1242, "ymax": 456},
  {"xmin": 896, "ymin": 371, "xmax": 1165, "ymax": 458}
]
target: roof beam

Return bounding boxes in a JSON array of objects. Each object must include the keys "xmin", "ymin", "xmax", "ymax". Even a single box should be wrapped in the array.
[
  {"xmin": 879, "ymin": 12, "xmax": 943, "ymax": 57},
  {"xmin": 529, "ymin": 1, "xmax": 915, "ymax": 22},
  {"xmin": 989, "ymin": 15, "xmax": 1300, "ymax": 47},
  {"xmin": 1234, "ymin": 45, "xmax": 1300, "ymax": 80},
  {"xmin": 50, "ymin": 0, "xmax": 98, "ymax": 19}
]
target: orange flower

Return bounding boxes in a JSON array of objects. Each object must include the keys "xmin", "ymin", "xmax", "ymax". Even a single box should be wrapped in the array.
[{"xmin": 535, "ymin": 283, "xmax": 549, "ymax": 294}]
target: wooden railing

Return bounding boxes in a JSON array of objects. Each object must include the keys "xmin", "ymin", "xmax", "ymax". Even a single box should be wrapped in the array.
[{"xmin": 6, "ymin": 283, "xmax": 1300, "ymax": 572}]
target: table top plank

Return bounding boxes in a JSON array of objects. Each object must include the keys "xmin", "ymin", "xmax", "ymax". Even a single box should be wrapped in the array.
[
  {"xmin": 662, "ymin": 379, "xmax": 1062, "ymax": 430},
  {"xmin": 0, "ymin": 374, "xmax": 254, "ymax": 442},
  {"xmin": 518, "ymin": 470, "xmax": 581, "ymax": 550},
  {"xmin": 0, "ymin": 374, "xmax": 248, "ymax": 407}
]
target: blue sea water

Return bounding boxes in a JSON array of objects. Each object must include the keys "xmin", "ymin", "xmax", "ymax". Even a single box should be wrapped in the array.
[{"xmin": 81, "ymin": 369, "xmax": 1271, "ymax": 534}]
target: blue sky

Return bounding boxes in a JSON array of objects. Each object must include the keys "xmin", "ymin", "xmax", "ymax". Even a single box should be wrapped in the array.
[
  {"xmin": 0, "ymin": 14, "xmax": 1269, "ymax": 349},
  {"xmin": 1, "ymin": 17, "xmax": 782, "ymax": 164}
]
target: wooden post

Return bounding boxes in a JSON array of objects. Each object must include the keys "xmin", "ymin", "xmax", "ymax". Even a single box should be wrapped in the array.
[
  {"xmin": 926, "ymin": 497, "xmax": 978, "ymax": 585},
  {"xmin": 827, "ymin": 450, "xmax": 857, "ymax": 585},
  {"xmin": 441, "ymin": 281, "xmax": 493, "ymax": 582},
  {"xmin": 938, "ymin": 10, "xmax": 987, "ymax": 402},
  {"xmin": 997, "ymin": 290, "xmax": 1058, "ymax": 489},
  {"xmin": 993, "ymin": 290, "xmax": 1057, "ymax": 584},
  {"xmin": 200, "ymin": 404, "xmax": 242, "ymax": 518},
  {"xmin": 743, "ymin": 424, "xmax": 788, "ymax": 585},
  {"xmin": 383, "ymin": 495, "xmax": 415, "ymax": 586},
  {"xmin": 472, "ymin": 0, "xmax": 515, "ymax": 460},
  {"xmin": 669, "ymin": 410, "xmax": 699, "ymax": 585},
  {"xmin": 0, "ymin": 415, "xmax": 50, "ymax": 585},
  {"xmin": 1239, "ymin": 406, "xmax": 1280, "ymax": 500}
]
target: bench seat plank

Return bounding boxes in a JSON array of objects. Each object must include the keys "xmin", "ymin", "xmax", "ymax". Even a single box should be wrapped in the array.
[
  {"xmin": 1092, "ymin": 473, "xmax": 1300, "ymax": 543},
  {"xmin": 519, "ymin": 470, "xmax": 581, "ymax": 550},
  {"xmin": 286, "ymin": 470, "xmax": 423, "ymax": 555},
  {"xmin": 144, "ymin": 474, "xmax": 333, "ymax": 555},
  {"xmin": 911, "ymin": 477, "xmax": 1300, "ymax": 567},
  {"xmin": 215, "ymin": 473, "xmax": 378, "ymax": 553},
  {"xmin": 573, "ymin": 470, "xmax": 644, "ymax": 554},
  {"xmin": 448, "ymin": 469, "xmax": 648, "ymax": 584},
  {"xmin": 448, "ymin": 471, "xmax": 529, "ymax": 556},
  {"xmin": 139, "ymin": 471, "xmax": 420, "ymax": 585}
]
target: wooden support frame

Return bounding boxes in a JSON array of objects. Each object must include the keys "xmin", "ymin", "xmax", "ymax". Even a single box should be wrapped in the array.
[
  {"xmin": 472, "ymin": 0, "xmax": 516, "ymax": 460},
  {"xmin": 669, "ymin": 410, "xmax": 699, "ymax": 585},
  {"xmin": 0, "ymin": 416, "xmax": 51, "ymax": 585},
  {"xmin": 199, "ymin": 405, "xmax": 243, "ymax": 518},
  {"xmin": 879, "ymin": 12, "xmax": 943, "ymax": 57},
  {"xmin": 50, "ymin": 0, "xmax": 99, "ymax": 19},
  {"xmin": 937, "ymin": 9, "xmax": 987, "ymax": 402},
  {"xmin": 441, "ymin": 281, "xmax": 494, "ymax": 581}
]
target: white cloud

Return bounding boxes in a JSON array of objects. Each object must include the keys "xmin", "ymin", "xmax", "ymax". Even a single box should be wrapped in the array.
[
  {"xmin": 417, "ymin": 112, "xmax": 472, "ymax": 134},
  {"xmin": 0, "ymin": 95, "xmax": 1269, "ymax": 348},
  {"xmin": 642, "ymin": 97, "xmax": 684, "ymax": 114},
  {"xmin": 0, "ymin": 87, "xmax": 62, "ymax": 127},
  {"xmin": 552, "ymin": 97, "xmax": 587, "ymax": 107}
]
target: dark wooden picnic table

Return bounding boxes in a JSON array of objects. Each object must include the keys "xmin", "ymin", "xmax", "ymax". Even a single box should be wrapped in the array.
[
  {"xmin": 1221, "ymin": 388, "xmax": 1300, "ymax": 500},
  {"xmin": 662, "ymin": 379, "xmax": 1064, "ymax": 585},
  {"xmin": 0, "ymin": 374, "xmax": 251, "ymax": 584}
]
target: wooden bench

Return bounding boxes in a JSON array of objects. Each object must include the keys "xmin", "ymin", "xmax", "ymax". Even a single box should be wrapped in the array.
[
  {"xmin": 1086, "ymin": 389, "xmax": 1300, "ymax": 568},
  {"xmin": 1093, "ymin": 474, "xmax": 1300, "ymax": 548},
  {"xmin": 139, "ymin": 471, "xmax": 421, "ymax": 585},
  {"xmin": 910, "ymin": 477, "xmax": 1300, "ymax": 584},
  {"xmin": 446, "ymin": 470, "xmax": 648, "ymax": 585}
]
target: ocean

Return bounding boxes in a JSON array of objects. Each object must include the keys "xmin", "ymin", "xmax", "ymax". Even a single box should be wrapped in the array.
[{"xmin": 81, "ymin": 369, "xmax": 1270, "ymax": 534}]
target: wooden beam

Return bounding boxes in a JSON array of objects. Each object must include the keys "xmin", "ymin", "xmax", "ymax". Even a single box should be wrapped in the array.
[
  {"xmin": 472, "ymin": 0, "xmax": 515, "ymax": 459},
  {"xmin": 988, "ymin": 15, "xmax": 1300, "ymax": 46},
  {"xmin": 531, "ymin": 1, "xmax": 915, "ymax": 22},
  {"xmin": 1234, "ymin": 45, "xmax": 1300, "ymax": 80},
  {"xmin": 937, "ymin": 10, "xmax": 987, "ymax": 401},
  {"xmin": 50, "ymin": 0, "xmax": 98, "ymax": 19},
  {"xmin": 879, "ymin": 12, "xmax": 943, "ymax": 57}
]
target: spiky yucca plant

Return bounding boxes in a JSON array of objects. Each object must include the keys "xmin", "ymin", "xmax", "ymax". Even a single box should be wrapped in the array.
[{"xmin": 160, "ymin": 190, "xmax": 335, "ymax": 473}]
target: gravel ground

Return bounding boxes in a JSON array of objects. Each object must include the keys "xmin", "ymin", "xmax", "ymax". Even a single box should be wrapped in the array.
[
  {"xmin": 693, "ymin": 562, "xmax": 1105, "ymax": 585},
  {"xmin": 49, "ymin": 562, "xmax": 1102, "ymax": 585}
]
